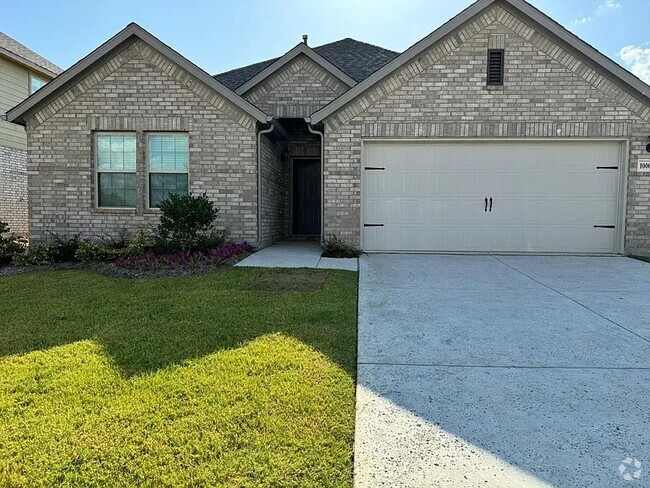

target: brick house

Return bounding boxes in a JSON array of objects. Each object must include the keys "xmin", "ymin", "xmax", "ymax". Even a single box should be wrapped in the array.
[
  {"xmin": 0, "ymin": 32, "xmax": 61, "ymax": 235},
  {"xmin": 4, "ymin": 0, "xmax": 650, "ymax": 254}
]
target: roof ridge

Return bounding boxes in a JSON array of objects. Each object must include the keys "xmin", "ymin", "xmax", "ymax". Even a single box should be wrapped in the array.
[
  {"xmin": 316, "ymin": 37, "xmax": 399, "ymax": 54},
  {"xmin": 213, "ymin": 37, "xmax": 399, "ymax": 90},
  {"xmin": 215, "ymin": 56, "xmax": 279, "ymax": 77}
]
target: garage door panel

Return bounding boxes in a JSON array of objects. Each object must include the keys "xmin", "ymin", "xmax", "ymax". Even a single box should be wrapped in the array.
[{"xmin": 362, "ymin": 141, "xmax": 622, "ymax": 253}]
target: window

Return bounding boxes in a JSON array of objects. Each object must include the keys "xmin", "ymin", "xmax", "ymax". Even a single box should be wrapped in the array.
[
  {"xmin": 29, "ymin": 74, "xmax": 47, "ymax": 94},
  {"xmin": 96, "ymin": 133, "xmax": 137, "ymax": 208},
  {"xmin": 147, "ymin": 133, "xmax": 189, "ymax": 207},
  {"xmin": 487, "ymin": 49, "xmax": 504, "ymax": 86}
]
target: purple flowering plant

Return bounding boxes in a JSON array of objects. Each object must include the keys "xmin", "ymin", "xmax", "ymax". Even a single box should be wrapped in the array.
[{"xmin": 114, "ymin": 241, "xmax": 253, "ymax": 270}]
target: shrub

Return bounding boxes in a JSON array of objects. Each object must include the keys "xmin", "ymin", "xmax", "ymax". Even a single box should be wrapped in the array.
[
  {"xmin": 46, "ymin": 233, "xmax": 81, "ymax": 262},
  {"xmin": 0, "ymin": 221, "xmax": 27, "ymax": 266},
  {"xmin": 76, "ymin": 240, "xmax": 124, "ymax": 262},
  {"xmin": 12, "ymin": 244, "xmax": 53, "ymax": 266},
  {"xmin": 321, "ymin": 235, "xmax": 362, "ymax": 258},
  {"xmin": 156, "ymin": 193, "xmax": 219, "ymax": 252},
  {"xmin": 193, "ymin": 229, "xmax": 229, "ymax": 251},
  {"xmin": 76, "ymin": 231, "xmax": 149, "ymax": 262}
]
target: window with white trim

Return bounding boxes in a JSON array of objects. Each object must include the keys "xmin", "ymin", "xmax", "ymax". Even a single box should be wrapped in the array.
[
  {"xmin": 29, "ymin": 74, "xmax": 47, "ymax": 94},
  {"xmin": 147, "ymin": 133, "xmax": 189, "ymax": 207},
  {"xmin": 96, "ymin": 133, "xmax": 137, "ymax": 208}
]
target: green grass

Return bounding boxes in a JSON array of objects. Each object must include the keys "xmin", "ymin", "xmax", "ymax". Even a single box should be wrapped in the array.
[{"xmin": 0, "ymin": 268, "xmax": 358, "ymax": 487}]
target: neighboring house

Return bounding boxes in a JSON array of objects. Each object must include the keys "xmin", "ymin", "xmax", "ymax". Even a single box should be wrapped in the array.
[
  {"xmin": 0, "ymin": 32, "xmax": 61, "ymax": 235},
  {"xmin": 4, "ymin": 0, "xmax": 650, "ymax": 254}
]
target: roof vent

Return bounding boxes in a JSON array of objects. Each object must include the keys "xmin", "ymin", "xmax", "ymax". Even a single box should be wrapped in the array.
[{"xmin": 302, "ymin": 35, "xmax": 308, "ymax": 46}]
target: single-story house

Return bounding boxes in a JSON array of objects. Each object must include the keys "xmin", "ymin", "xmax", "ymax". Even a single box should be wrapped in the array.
[{"xmin": 4, "ymin": 0, "xmax": 650, "ymax": 254}]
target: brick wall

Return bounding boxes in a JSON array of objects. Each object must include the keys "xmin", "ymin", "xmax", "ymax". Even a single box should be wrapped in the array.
[
  {"xmin": 243, "ymin": 54, "xmax": 348, "ymax": 118},
  {"xmin": 0, "ymin": 145, "xmax": 28, "ymax": 235},
  {"xmin": 259, "ymin": 133, "xmax": 285, "ymax": 246},
  {"xmin": 25, "ymin": 40, "xmax": 259, "ymax": 243},
  {"xmin": 323, "ymin": 4, "xmax": 650, "ymax": 253}
]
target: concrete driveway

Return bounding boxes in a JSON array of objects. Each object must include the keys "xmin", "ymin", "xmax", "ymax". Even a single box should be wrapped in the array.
[{"xmin": 356, "ymin": 255, "xmax": 650, "ymax": 487}]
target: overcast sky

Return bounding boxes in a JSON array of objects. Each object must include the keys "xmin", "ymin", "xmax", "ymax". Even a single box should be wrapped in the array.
[{"xmin": 1, "ymin": 0, "xmax": 649, "ymax": 83}]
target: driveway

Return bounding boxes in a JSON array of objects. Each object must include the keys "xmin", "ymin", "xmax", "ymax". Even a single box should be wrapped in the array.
[{"xmin": 356, "ymin": 255, "xmax": 650, "ymax": 487}]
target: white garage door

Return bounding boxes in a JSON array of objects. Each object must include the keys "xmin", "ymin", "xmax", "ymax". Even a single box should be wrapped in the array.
[{"xmin": 362, "ymin": 141, "xmax": 624, "ymax": 253}]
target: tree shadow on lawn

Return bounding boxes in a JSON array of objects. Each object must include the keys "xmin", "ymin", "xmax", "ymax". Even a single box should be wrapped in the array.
[{"xmin": 0, "ymin": 267, "xmax": 358, "ymax": 378}]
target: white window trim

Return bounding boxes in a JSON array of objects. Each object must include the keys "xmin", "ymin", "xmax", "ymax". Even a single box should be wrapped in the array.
[
  {"xmin": 145, "ymin": 132, "xmax": 190, "ymax": 209},
  {"xmin": 95, "ymin": 132, "xmax": 138, "ymax": 209},
  {"xmin": 28, "ymin": 72, "xmax": 47, "ymax": 95}
]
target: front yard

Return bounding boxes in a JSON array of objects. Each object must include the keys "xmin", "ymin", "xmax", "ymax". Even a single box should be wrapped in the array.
[{"xmin": 0, "ymin": 268, "xmax": 357, "ymax": 487}]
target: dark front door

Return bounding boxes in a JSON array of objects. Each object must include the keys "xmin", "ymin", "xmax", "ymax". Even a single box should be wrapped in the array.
[{"xmin": 292, "ymin": 159, "xmax": 321, "ymax": 236}]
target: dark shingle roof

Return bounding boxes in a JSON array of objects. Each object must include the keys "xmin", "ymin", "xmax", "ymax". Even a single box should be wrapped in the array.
[
  {"xmin": 0, "ymin": 32, "xmax": 63, "ymax": 76},
  {"xmin": 214, "ymin": 38, "xmax": 399, "ymax": 91}
]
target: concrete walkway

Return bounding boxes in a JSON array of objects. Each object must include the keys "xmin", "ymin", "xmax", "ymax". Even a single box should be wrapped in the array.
[
  {"xmin": 356, "ymin": 255, "xmax": 650, "ymax": 487},
  {"xmin": 235, "ymin": 241, "xmax": 358, "ymax": 271}
]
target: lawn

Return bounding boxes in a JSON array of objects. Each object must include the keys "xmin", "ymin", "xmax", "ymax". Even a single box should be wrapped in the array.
[{"xmin": 0, "ymin": 268, "xmax": 358, "ymax": 487}]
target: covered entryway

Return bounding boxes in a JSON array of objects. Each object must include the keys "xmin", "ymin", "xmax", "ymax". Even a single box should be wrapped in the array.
[
  {"xmin": 259, "ymin": 118, "xmax": 322, "ymax": 245},
  {"xmin": 292, "ymin": 158, "xmax": 321, "ymax": 236},
  {"xmin": 362, "ymin": 140, "xmax": 626, "ymax": 253}
]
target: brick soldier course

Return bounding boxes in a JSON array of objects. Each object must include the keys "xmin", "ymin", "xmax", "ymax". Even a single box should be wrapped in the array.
[{"xmin": 5, "ymin": 0, "xmax": 650, "ymax": 253}]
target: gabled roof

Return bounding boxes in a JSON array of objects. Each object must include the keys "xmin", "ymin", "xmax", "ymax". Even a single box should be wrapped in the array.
[
  {"xmin": 0, "ymin": 31, "xmax": 62, "ymax": 77},
  {"xmin": 310, "ymin": 0, "xmax": 650, "ymax": 124},
  {"xmin": 214, "ymin": 38, "xmax": 399, "ymax": 91},
  {"xmin": 5, "ymin": 23, "xmax": 269, "ymax": 126},
  {"xmin": 235, "ymin": 42, "xmax": 357, "ymax": 95}
]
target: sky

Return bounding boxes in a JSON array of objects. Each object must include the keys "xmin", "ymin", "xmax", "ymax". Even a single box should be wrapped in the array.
[{"xmin": 1, "ymin": 0, "xmax": 649, "ymax": 83}]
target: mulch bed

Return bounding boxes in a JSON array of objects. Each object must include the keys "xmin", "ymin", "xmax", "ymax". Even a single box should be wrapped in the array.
[{"xmin": 0, "ymin": 255, "xmax": 250, "ymax": 279}]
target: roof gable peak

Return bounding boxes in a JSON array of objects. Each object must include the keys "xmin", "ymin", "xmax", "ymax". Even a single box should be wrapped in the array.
[
  {"xmin": 310, "ymin": 0, "xmax": 650, "ymax": 124},
  {"xmin": 234, "ymin": 42, "xmax": 357, "ymax": 95},
  {"xmin": 5, "ymin": 22, "xmax": 269, "ymax": 126}
]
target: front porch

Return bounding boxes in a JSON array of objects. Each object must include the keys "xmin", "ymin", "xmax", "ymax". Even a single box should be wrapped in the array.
[{"xmin": 259, "ymin": 118, "xmax": 323, "ymax": 246}]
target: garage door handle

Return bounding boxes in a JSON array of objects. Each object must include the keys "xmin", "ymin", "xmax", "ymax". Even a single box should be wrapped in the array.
[
  {"xmin": 489, "ymin": 197, "xmax": 493, "ymax": 212},
  {"xmin": 485, "ymin": 198, "xmax": 488, "ymax": 212}
]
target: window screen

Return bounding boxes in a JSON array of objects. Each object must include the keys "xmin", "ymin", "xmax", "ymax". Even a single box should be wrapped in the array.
[
  {"xmin": 147, "ymin": 133, "xmax": 189, "ymax": 207},
  {"xmin": 96, "ymin": 133, "xmax": 137, "ymax": 207}
]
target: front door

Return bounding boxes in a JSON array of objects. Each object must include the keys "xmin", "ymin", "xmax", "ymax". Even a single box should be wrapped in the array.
[{"xmin": 292, "ymin": 159, "xmax": 321, "ymax": 236}]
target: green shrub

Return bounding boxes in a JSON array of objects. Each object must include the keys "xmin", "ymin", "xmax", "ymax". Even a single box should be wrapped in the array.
[
  {"xmin": 156, "ymin": 193, "xmax": 219, "ymax": 252},
  {"xmin": 321, "ymin": 235, "xmax": 362, "ymax": 258},
  {"xmin": 76, "ymin": 231, "xmax": 149, "ymax": 262},
  {"xmin": 0, "ymin": 221, "xmax": 27, "ymax": 266},
  {"xmin": 46, "ymin": 233, "xmax": 81, "ymax": 262},
  {"xmin": 76, "ymin": 240, "xmax": 123, "ymax": 262},
  {"xmin": 193, "ymin": 228, "xmax": 229, "ymax": 251},
  {"xmin": 12, "ymin": 244, "xmax": 53, "ymax": 266}
]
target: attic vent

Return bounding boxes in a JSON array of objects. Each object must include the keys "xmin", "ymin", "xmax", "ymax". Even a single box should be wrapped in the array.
[
  {"xmin": 487, "ymin": 49, "xmax": 504, "ymax": 86},
  {"xmin": 639, "ymin": 159, "xmax": 650, "ymax": 172}
]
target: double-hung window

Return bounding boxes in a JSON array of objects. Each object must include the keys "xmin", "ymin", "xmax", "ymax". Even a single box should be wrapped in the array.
[
  {"xmin": 96, "ymin": 133, "xmax": 137, "ymax": 208},
  {"xmin": 147, "ymin": 133, "xmax": 189, "ymax": 208}
]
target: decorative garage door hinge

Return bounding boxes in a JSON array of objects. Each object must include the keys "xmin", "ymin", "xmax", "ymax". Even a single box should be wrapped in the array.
[
  {"xmin": 364, "ymin": 224, "xmax": 384, "ymax": 227},
  {"xmin": 593, "ymin": 225, "xmax": 616, "ymax": 229},
  {"xmin": 596, "ymin": 166, "xmax": 619, "ymax": 170},
  {"xmin": 364, "ymin": 167, "xmax": 385, "ymax": 170}
]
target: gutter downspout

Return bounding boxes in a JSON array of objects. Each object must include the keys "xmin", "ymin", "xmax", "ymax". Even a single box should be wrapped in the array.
[
  {"xmin": 306, "ymin": 120, "xmax": 324, "ymax": 243},
  {"xmin": 256, "ymin": 119, "xmax": 275, "ymax": 248}
]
